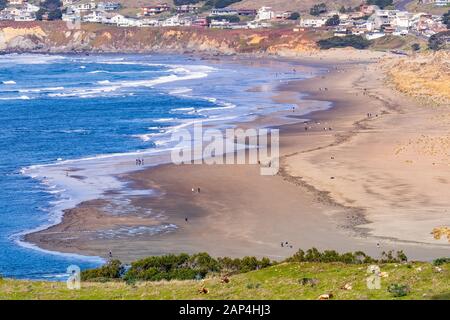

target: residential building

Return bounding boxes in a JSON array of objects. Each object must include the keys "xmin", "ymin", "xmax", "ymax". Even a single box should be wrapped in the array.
[
  {"xmin": 97, "ymin": 2, "xmax": 121, "ymax": 11},
  {"xmin": 14, "ymin": 11, "xmax": 35, "ymax": 21},
  {"xmin": 434, "ymin": 0, "xmax": 450, "ymax": 6},
  {"xmin": 83, "ymin": 10, "xmax": 105, "ymax": 23},
  {"xmin": 192, "ymin": 17, "xmax": 208, "ymax": 27},
  {"xmin": 237, "ymin": 9, "xmax": 256, "ymax": 16},
  {"xmin": 23, "ymin": 3, "xmax": 40, "ymax": 13},
  {"xmin": 256, "ymin": 7, "xmax": 274, "ymax": 21},
  {"xmin": 275, "ymin": 11, "xmax": 293, "ymax": 20},
  {"xmin": 176, "ymin": 4, "xmax": 199, "ymax": 14},
  {"xmin": 210, "ymin": 8, "xmax": 238, "ymax": 16},
  {"xmin": 141, "ymin": 3, "xmax": 171, "ymax": 16},
  {"xmin": 299, "ymin": 17, "xmax": 327, "ymax": 28},
  {"xmin": 8, "ymin": 0, "xmax": 24, "ymax": 5}
]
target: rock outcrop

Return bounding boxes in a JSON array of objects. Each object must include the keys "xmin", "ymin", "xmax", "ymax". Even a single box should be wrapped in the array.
[{"xmin": 0, "ymin": 21, "xmax": 318, "ymax": 56}]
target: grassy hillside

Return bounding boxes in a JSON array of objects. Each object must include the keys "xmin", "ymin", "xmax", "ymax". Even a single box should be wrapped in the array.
[
  {"xmin": 406, "ymin": 1, "xmax": 450, "ymax": 15},
  {"xmin": 1, "ymin": 262, "xmax": 448, "ymax": 300},
  {"xmin": 230, "ymin": 0, "xmax": 364, "ymax": 13}
]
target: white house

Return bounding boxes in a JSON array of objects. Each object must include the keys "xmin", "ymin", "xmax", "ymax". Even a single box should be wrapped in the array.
[
  {"xmin": 110, "ymin": 14, "xmax": 139, "ymax": 27},
  {"xmin": 256, "ymin": 7, "xmax": 274, "ymax": 21},
  {"xmin": 8, "ymin": 0, "xmax": 24, "ymax": 5},
  {"xmin": 14, "ymin": 10, "xmax": 36, "ymax": 21},
  {"xmin": 434, "ymin": 0, "xmax": 450, "ymax": 6},
  {"xmin": 23, "ymin": 3, "xmax": 40, "ymax": 13},
  {"xmin": 247, "ymin": 20, "xmax": 271, "ymax": 29},
  {"xmin": 299, "ymin": 17, "xmax": 328, "ymax": 28},
  {"xmin": 83, "ymin": 10, "xmax": 105, "ymax": 23},
  {"xmin": 210, "ymin": 8, "xmax": 238, "ymax": 16},
  {"xmin": 393, "ymin": 11, "xmax": 412, "ymax": 30}
]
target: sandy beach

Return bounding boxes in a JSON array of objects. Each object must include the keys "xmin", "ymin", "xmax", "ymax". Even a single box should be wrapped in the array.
[{"xmin": 25, "ymin": 50, "xmax": 450, "ymax": 262}]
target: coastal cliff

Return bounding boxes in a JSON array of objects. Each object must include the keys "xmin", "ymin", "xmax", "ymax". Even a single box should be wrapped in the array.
[{"xmin": 0, "ymin": 21, "xmax": 317, "ymax": 56}]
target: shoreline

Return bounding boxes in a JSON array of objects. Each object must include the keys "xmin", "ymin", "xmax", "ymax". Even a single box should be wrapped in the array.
[{"xmin": 24, "ymin": 51, "xmax": 450, "ymax": 263}]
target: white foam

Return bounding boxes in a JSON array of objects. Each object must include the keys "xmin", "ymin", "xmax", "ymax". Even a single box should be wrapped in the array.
[
  {"xmin": 2, "ymin": 80, "xmax": 16, "ymax": 85},
  {"xmin": 0, "ymin": 53, "xmax": 66, "ymax": 65},
  {"xmin": 97, "ymin": 80, "xmax": 111, "ymax": 85},
  {"xmin": 153, "ymin": 117, "xmax": 174, "ymax": 123},
  {"xmin": 0, "ymin": 95, "xmax": 30, "ymax": 100},
  {"xmin": 19, "ymin": 86, "xmax": 64, "ymax": 93},
  {"xmin": 169, "ymin": 88, "xmax": 193, "ymax": 95}
]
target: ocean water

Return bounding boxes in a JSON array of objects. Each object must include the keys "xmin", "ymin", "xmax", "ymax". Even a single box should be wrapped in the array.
[{"xmin": 0, "ymin": 53, "xmax": 319, "ymax": 280}]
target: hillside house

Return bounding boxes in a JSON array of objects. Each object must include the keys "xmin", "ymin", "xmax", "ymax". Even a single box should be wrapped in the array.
[
  {"xmin": 141, "ymin": 3, "xmax": 171, "ymax": 16},
  {"xmin": 256, "ymin": 7, "xmax": 274, "ymax": 21}
]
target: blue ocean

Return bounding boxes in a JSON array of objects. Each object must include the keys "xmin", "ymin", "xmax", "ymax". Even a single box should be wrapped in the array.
[{"xmin": 0, "ymin": 53, "xmax": 316, "ymax": 280}]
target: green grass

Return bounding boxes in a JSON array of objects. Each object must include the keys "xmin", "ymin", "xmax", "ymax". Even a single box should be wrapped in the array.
[{"xmin": 1, "ymin": 262, "xmax": 448, "ymax": 300}]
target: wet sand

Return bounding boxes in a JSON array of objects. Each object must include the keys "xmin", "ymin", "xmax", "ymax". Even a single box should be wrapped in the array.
[{"xmin": 25, "ymin": 52, "xmax": 450, "ymax": 262}]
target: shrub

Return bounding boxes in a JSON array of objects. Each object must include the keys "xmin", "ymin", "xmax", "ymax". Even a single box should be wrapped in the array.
[
  {"xmin": 433, "ymin": 257, "xmax": 450, "ymax": 266},
  {"xmin": 366, "ymin": 0, "xmax": 393, "ymax": 9},
  {"xmin": 443, "ymin": 10, "xmax": 450, "ymax": 29},
  {"xmin": 310, "ymin": 3, "xmax": 327, "ymax": 16},
  {"xmin": 317, "ymin": 35, "xmax": 370, "ymax": 50},
  {"xmin": 288, "ymin": 12, "xmax": 300, "ymax": 20},
  {"xmin": 325, "ymin": 15, "xmax": 340, "ymax": 27},
  {"xmin": 387, "ymin": 283, "xmax": 410, "ymax": 297},
  {"xmin": 286, "ymin": 248, "xmax": 378, "ymax": 264},
  {"xmin": 121, "ymin": 253, "xmax": 273, "ymax": 282},
  {"xmin": 411, "ymin": 43, "xmax": 420, "ymax": 51},
  {"xmin": 380, "ymin": 250, "xmax": 408, "ymax": 263},
  {"xmin": 81, "ymin": 259, "xmax": 124, "ymax": 281},
  {"xmin": 428, "ymin": 31, "xmax": 450, "ymax": 51}
]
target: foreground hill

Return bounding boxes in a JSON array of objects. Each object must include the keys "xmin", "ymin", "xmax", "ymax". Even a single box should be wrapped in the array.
[{"xmin": 1, "ymin": 262, "xmax": 448, "ymax": 300}]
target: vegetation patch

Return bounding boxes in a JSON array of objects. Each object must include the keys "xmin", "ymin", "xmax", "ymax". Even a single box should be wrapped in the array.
[{"xmin": 317, "ymin": 35, "xmax": 371, "ymax": 50}]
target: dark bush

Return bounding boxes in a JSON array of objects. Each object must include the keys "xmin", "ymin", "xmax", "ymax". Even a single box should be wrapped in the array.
[
  {"xmin": 366, "ymin": 0, "xmax": 393, "ymax": 9},
  {"xmin": 318, "ymin": 35, "xmax": 371, "ymax": 50},
  {"xmin": 81, "ymin": 259, "xmax": 124, "ymax": 281},
  {"xmin": 286, "ymin": 248, "xmax": 378, "ymax": 264},
  {"xmin": 411, "ymin": 43, "xmax": 420, "ymax": 51},
  {"xmin": 380, "ymin": 250, "xmax": 408, "ymax": 263},
  {"xmin": 310, "ymin": 3, "xmax": 327, "ymax": 16},
  {"xmin": 325, "ymin": 15, "xmax": 340, "ymax": 27},
  {"xmin": 387, "ymin": 283, "xmax": 410, "ymax": 297},
  {"xmin": 433, "ymin": 257, "xmax": 450, "ymax": 266},
  {"xmin": 428, "ymin": 31, "xmax": 450, "ymax": 51},
  {"xmin": 288, "ymin": 12, "xmax": 300, "ymax": 20}
]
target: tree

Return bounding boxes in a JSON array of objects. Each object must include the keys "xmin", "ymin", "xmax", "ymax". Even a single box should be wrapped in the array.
[
  {"xmin": 443, "ymin": 10, "xmax": 450, "ymax": 29},
  {"xmin": 317, "ymin": 35, "xmax": 371, "ymax": 50},
  {"xmin": 411, "ymin": 43, "xmax": 420, "ymax": 52},
  {"xmin": 366, "ymin": 0, "xmax": 393, "ymax": 9},
  {"xmin": 288, "ymin": 12, "xmax": 300, "ymax": 20},
  {"xmin": 0, "ymin": 0, "xmax": 7, "ymax": 11},
  {"xmin": 37, "ymin": 0, "xmax": 62, "ymax": 21},
  {"xmin": 310, "ymin": 3, "xmax": 327, "ymax": 16},
  {"xmin": 325, "ymin": 15, "xmax": 340, "ymax": 26}
]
